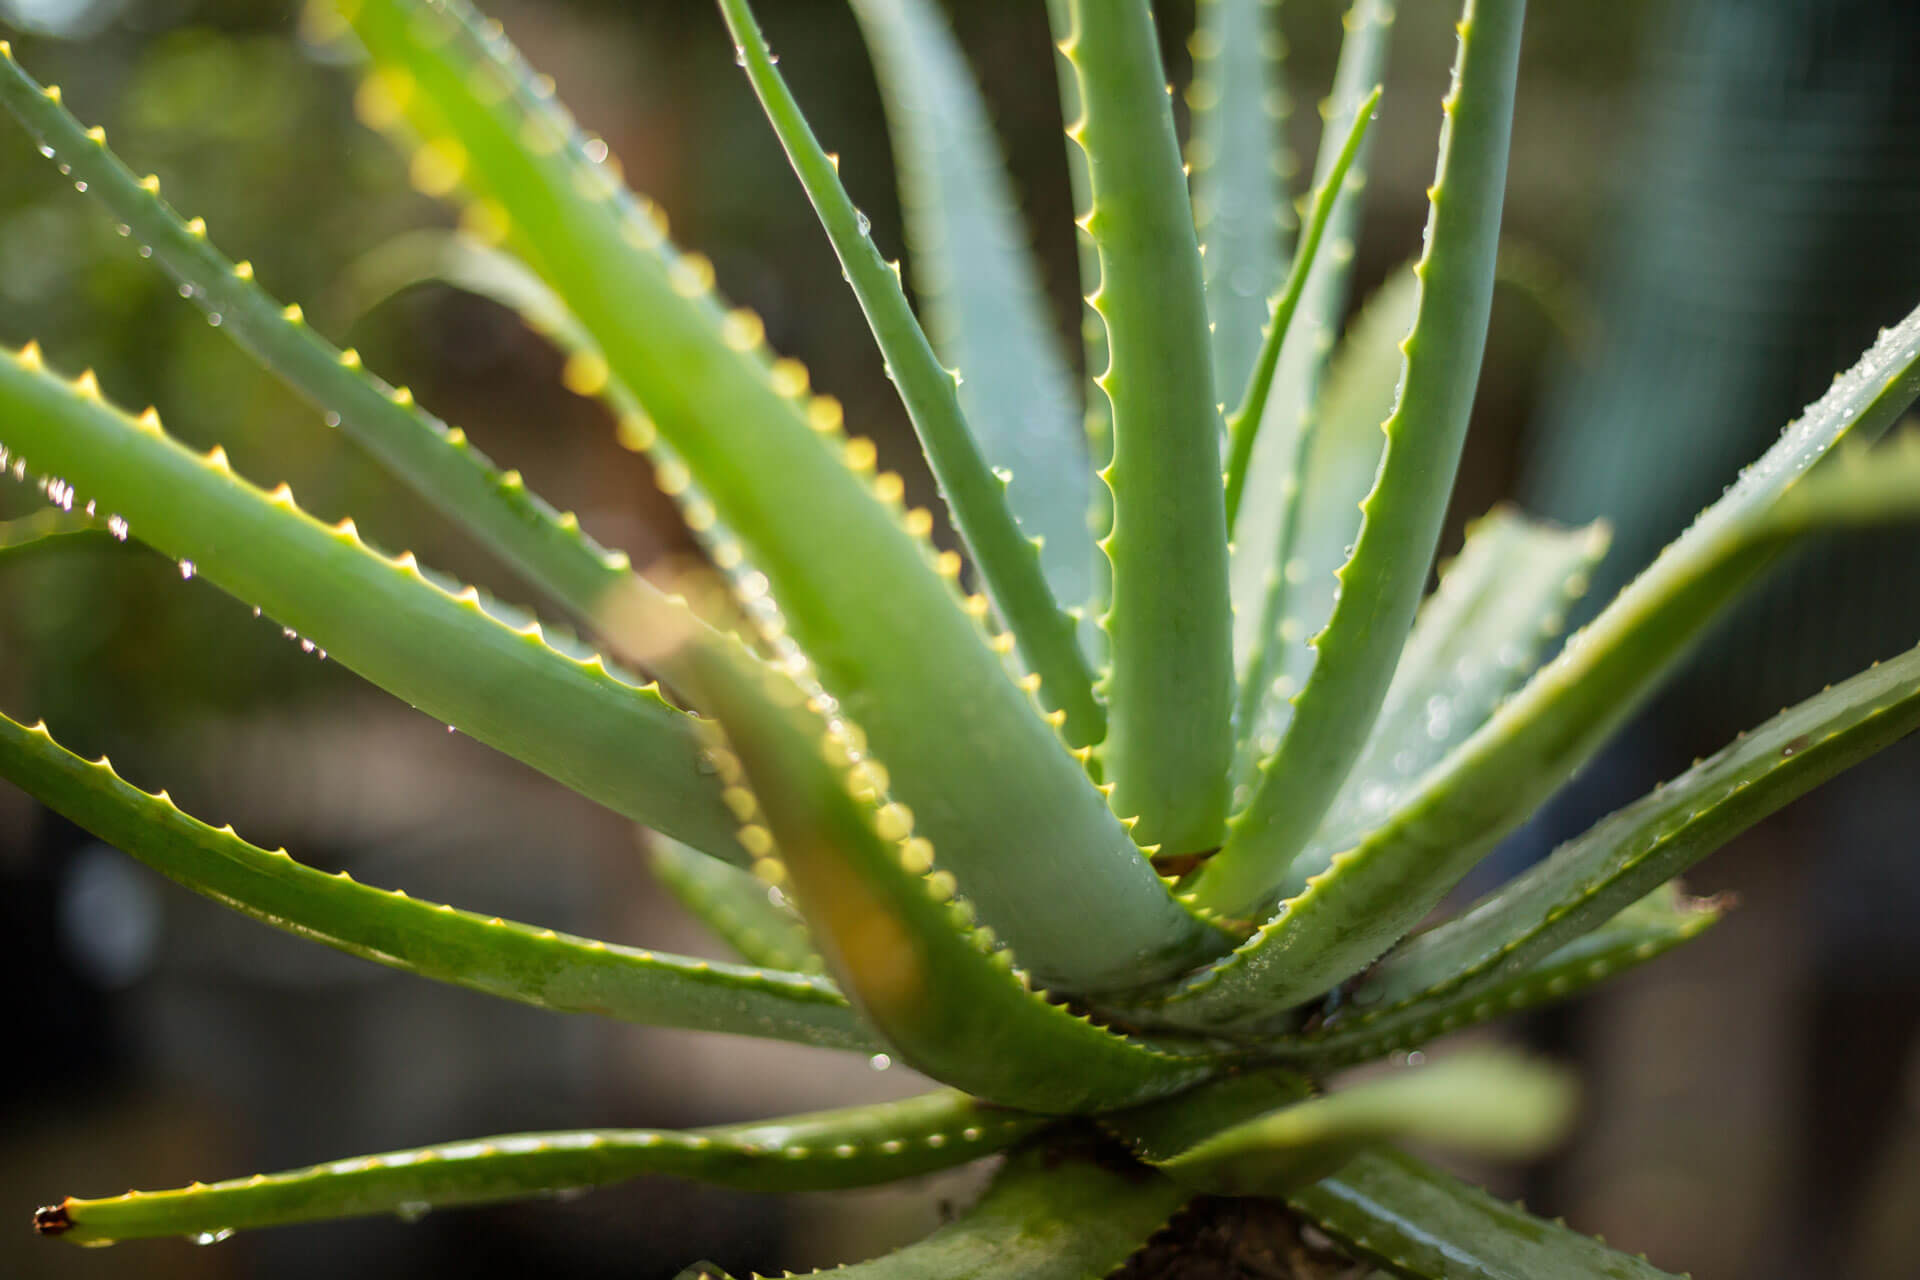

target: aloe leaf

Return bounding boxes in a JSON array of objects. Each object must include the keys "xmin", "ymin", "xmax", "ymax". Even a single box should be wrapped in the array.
[
  {"xmin": 1154, "ymin": 1051, "xmax": 1575, "ymax": 1198},
  {"xmin": 798, "ymin": 1141, "xmax": 1190, "ymax": 1280},
  {"xmin": 1341, "ymin": 631, "xmax": 1920, "ymax": 1028},
  {"xmin": 1288, "ymin": 1147, "xmax": 1682, "ymax": 1279},
  {"xmin": 0, "ymin": 343, "xmax": 749, "ymax": 861},
  {"xmin": 33, "ymin": 1092, "xmax": 1036, "ymax": 1246},
  {"xmin": 1229, "ymin": 0, "xmax": 1396, "ymax": 674},
  {"xmin": 0, "ymin": 506, "xmax": 100, "ymax": 555},
  {"xmin": 1151, "ymin": 307, "xmax": 1920, "ymax": 1022},
  {"xmin": 1276, "ymin": 888, "xmax": 1720, "ymax": 1072},
  {"xmin": 1194, "ymin": 0, "xmax": 1528, "ymax": 918},
  {"xmin": 718, "ymin": 0, "xmax": 1100, "ymax": 749},
  {"xmin": 845, "ymin": 0, "xmax": 1095, "ymax": 630},
  {"xmin": 0, "ymin": 48, "xmax": 696, "ymax": 647},
  {"xmin": 651, "ymin": 835, "xmax": 824, "ymax": 975},
  {"xmin": 1191, "ymin": 0, "xmax": 1297, "ymax": 402},
  {"xmin": 1099, "ymin": 1066, "xmax": 1316, "ymax": 1168},
  {"xmin": 1221, "ymin": 86, "xmax": 1382, "ymax": 531},
  {"xmin": 1277, "ymin": 507, "xmax": 1610, "ymax": 898},
  {"xmin": 1230, "ymin": 269, "xmax": 1416, "ymax": 797},
  {"xmin": 1042, "ymin": 0, "xmax": 1113, "ymax": 647},
  {"xmin": 338, "ymin": 0, "xmax": 1212, "ymax": 992},
  {"xmin": 662, "ymin": 633, "xmax": 1232, "ymax": 1113},
  {"xmin": 0, "ymin": 712, "xmax": 871, "ymax": 1051},
  {"xmin": 1050, "ymin": 0, "xmax": 1234, "ymax": 855},
  {"xmin": 337, "ymin": 229, "xmax": 790, "ymax": 654}
]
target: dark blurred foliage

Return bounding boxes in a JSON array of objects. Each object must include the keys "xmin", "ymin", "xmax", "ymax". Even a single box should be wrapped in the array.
[{"xmin": 0, "ymin": 2, "xmax": 1913, "ymax": 1279}]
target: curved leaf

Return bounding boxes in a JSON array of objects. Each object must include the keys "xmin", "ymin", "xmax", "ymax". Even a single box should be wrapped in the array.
[
  {"xmin": 0, "ymin": 712, "xmax": 870, "ymax": 1050},
  {"xmin": 719, "ymin": 0, "xmax": 1100, "ymax": 748},
  {"xmin": 0, "ymin": 343, "xmax": 748, "ymax": 860},
  {"xmin": 0, "ymin": 507, "xmax": 100, "ymax": 555},
  {"xmin": 1229, "ymin": 268, "xmax": 1416, "ymax": 797},
  {"xmin": 35, "ymin": 1092, "xmax": 1035, "ymax": 1246},
  {"xmin": 1156, "ymin": 1051, "xmax": 1576, "ymax": 1198},
  {"xmin": 1343, "ymin": 632, "xmax": 1920, "ymax": 1025},
  {"xmin": 846, "ymin": 0, "xmax": 1095, "ymax": 626},
  {"xmin": 652, "ymin": 835, "xmax": 823, "ymax": 975},
  {"xmin": 1289, "ymin": 1147, "xmax": 1682, "ymax": 1279},
  {"xmin": 1221, "ymin": 86, "xmax": 1382, "ymax": 530},
  {"xmin": 338, "ymin": 0, "xmax": 1214, "ymax": 992},
  {"xmin": 658, "ymin": 628, "xmax": 1234, "ymax": 1113},
  {"xmin": 1050, "ymin": 0, "xmax": 1234, "ymax": 855},
  {"xmin": 1276, "ymin": 507, "xmax": 1609, "ymax": 898},
  {"xmin": 0, "ymin": 47, "xmax": 696, "ymax": 648},
  {"xmin": 1196, "ymin": 0, "xmax": 1529, "ymax": 917},
  {"xmin": 1144, "ymin": 303, "xmax": 1920, "ymax": 1024},
  {"xmin": 1229, "ymin": 0, "xmax": 1396, "ymax": 674},
  {"xmin": 1191, "ymin": 0, "xmax": 1296, "ymax": 402},
  {"xmin": 1268, "ymin": 888, "xmax": 1721, "ymax": 1071}
]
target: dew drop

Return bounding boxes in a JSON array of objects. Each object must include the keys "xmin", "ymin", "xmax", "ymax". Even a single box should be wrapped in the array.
[
  {"xmin": 178, "ymin": 282, "xmax": 195, "ymax": 299},
  {"xmin": 394, "ymin": 1202, "xmax": 431, "ymax": 1224},
  {"xmin": 323, "ymin": 411, "xmax": 342, "ymax": 428},
  {"xmin": 137, "ymin": 245, "xmax": 152, "ymax": 258},
  {"xmin": 56, "ymin": 161, "xmax": 70, "ymax": 175},
  {"xmin": 207, "ymin": 313, "xmax": 222, "ymax": 327},
  {"xmin": 37, "ymin": 144, "xmax": 54, "ymax": 158},
  {"xmin": 107, "ymin": 514, "xmax": 129, "ymax": 540},
  {"xmin": 114, "ymin": 223, "xmax": 130, "ymax": 237},
  {"xmin": 252, "ymin": 606, "xmax": 262, "ymax": 618},
  {"xmin": 733, "ymin": 45, "xmax": 747, "ymax": 66},
  {"xmin": 73, "ymin": 180, "xmax": 87, "ymax": 193},
  {"xmin": 582, "ymin": 136, "xmax": 609, "ymax": 164},
  {"xmin": 177, "ymin": 559, "xmax": 196, "ymax": 580},
  {"xmin": 855, "ymin": 209, "xmax": 871, "ymax": 237},
  {"xmin": 189, "ymin": 1229, "xmax": 233, "ymax": 1246},
  {"xmin": 868, "ymin": 1053, "xmax": 893, "ymax": 1072},
  {"xmin": 299, "ymin": 638, "xmax": 316, "ymax": 654},
  {"xmin": 447, "ymin": 724, "xmax": 458, "ymax": 734}
]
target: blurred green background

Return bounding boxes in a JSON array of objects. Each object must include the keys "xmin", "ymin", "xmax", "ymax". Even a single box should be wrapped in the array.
[{"xmin": 0, "ymin": 2, "xmax": 1914, "ymax": 1278}]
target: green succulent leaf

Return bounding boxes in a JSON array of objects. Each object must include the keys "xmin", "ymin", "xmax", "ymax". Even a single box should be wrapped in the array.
[
  {"xmin": 33, "ymin": 1092, "xmax": 1036, "ymax": 1246},
  {"xmin": 339, "ymin": 0, "xmax": 1214, "ymax": 993},
  {"xmin": 1098, "ymin": 1066, "xmax": 1316, "ymax": 1166},
  {"xmin": 1277, "ymin": 506, "xmax": 1610, "ymax": 898},
  {"xmin": 1192, "ymin": 0, "xmax": 1297, "ymax": 403},
  {"xmin": 663, "ymin": 634, "xmax": 1235, "ymax": 1113},
  {"xmin": 846, "ymin": 0, "xmax": 1096, "ymax": 631},
  {"xmin": 0, "ymin": 46, "xmax": 699, "ymax": 650},
  {"xmin": 1229, "ymin": 269, "xmax": 1417, "ymax": 797},
  {"xmin": 0, "ymin": 344, "xmax": 753, "ymax": 861},
  {"xmin": 718, "ymin": 0, "xmax": 1101, "ymax": 749},
  {"xmin": 1154, "ymin": 1051, "xmax": 1576, "ymax": 1198},
  {"xmin": 1042, "ymin": 0, "xmax": 1113, "ymax": 643},
  {"xmin": 1221, "ymin": 86, "xmax": 1383, "ymax": 531},
  {"xmin": 336, "ymin": 227, "xmax": 789, "ymax": 653},
  {"xmin": 1271, "ymin": 887, "xmax": 1721, "ymax": 1071},
  {"xmin": 1153, "ymin": 303, "xmax": 1920, "ymax": 1024},
  {"xmin": 0, "ymin": 712, "xmax": 871, "ymax": 1050},
  {"xmin": 1051, "ymin": 0, "xmax": 1235, "ymax": 855},
  {"xmin": 1229, "ymin": 0, "xmax": 1396, "ymax": 675},
  {"xmin": 651, "ymin": 835, "xmax": 824, "ymax": 975},
  {"xmin": 1196, "ymin": 0, "xmax": 1528, "ymax": 918},
  {"xmin": 0, "ymin": 507, "xmax": 101, "ymax": 555},
  {"xmin": 1289, "ymin": 1147, "xmax": 1682, "ymax": 1279},
  {"xmin": 1343, "ymin": 629, "xmax": 1920, "ymax": 1030},
  {"xmin": 786, "ymin": 1141, "xmax": 1190, "ymax": 1280}
]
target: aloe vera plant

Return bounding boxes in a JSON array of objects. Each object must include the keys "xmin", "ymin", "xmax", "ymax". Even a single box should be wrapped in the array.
[{"xmin": 5, "ymin": 0, "xmax": 1920, "ymax": 1274}]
